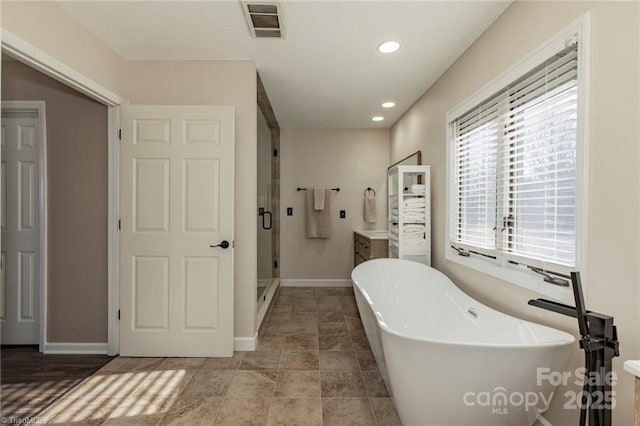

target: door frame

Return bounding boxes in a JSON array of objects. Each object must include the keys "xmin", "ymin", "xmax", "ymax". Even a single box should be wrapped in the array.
[
  {"xmin": 2, "ymin": 29, "xmax": 124, "ymax": 355},
  {"xmin": 1, "ymin": 100, "xmax": 47, "ymax": 351}
]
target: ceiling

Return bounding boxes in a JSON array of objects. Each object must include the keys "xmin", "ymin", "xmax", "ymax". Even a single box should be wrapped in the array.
[{"xmin": 57, "ymin": 1, "xmax": 511, "ymax": 128}]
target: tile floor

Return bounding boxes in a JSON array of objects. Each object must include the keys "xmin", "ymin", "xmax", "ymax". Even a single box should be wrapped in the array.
[{"xmin": 37, "ymin": 286, "xmax": 401, "ymax": 425}]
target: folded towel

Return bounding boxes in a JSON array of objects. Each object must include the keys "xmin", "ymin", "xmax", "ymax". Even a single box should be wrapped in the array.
[
  {"xmin": 404, "ymin": 232, "xmax": 424, "ymax": 238},
  {"xmin": 306, "ymin": 189, "xmax": 332, "ymax": 238},
  {"xmin": 404, "ymin": 199, "xmax": 424, "ymax": 208},
  {"xmin": 403, "ymin": 217, "xmax": 425, "ymax": 222},
  {"xmin": 364, "ymin": 190, "xmax": 376, "ymax": 223},
  {"xmin": 314, "ymin": 187, "xmax": 325, "ymax": 210},
  {"xmin": 404, "ymin": 234, "xmax": 424, "ymax": 239},
  {"xmin": 411, "ymin": 184, "xmax": 425, "ymax": 194},
  {"xmin": 404, "ymin": 227, "xmax": 424, "ymax": 233},
  {"xmin": 404, "ymin": 238, "xmax": 424, "ymax": 244},
  {"xmin": 404, "ymin": 208, "xmax": 424, "ymax": 214}
]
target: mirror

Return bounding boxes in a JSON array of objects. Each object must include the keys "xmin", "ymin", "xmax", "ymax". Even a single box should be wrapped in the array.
[{"xmin": 388, "ymin": 150, "xmax": 421, "ymax": 169}]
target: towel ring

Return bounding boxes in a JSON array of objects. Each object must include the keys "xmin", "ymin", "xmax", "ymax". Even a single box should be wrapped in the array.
[{"xmin": 364, "ymin": 187, "xmax": 376, "ymax": 196}]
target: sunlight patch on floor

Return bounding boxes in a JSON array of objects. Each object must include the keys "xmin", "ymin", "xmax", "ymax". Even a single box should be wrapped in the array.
[{"xmin": 44, "ymin": 369, "xmax": 187, "ymax": 423}]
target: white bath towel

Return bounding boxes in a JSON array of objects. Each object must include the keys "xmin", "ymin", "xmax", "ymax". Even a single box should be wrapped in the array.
[
  {"xmin": 403, "ymin": 217, "xmax": 425, "ymax": 223},
  {"xmin": 306, "ymin": 189, "xmax": 332, "ymax": 238},
  {"xmin": 313, "ymin": 187, "xmax": 325, "ymax": 211},
  {"xmin": 411, "ymin": 184, "xmax": 426, "ymax": 194},
  {"xmin": 364, "ymin": 190, "xmax": 377, "ymax": 223},
  {"xmin": 403, "ymin": 213, "xmax": 424, "ymax": 220},
  {"xmin": 404, "ymin": 224, "xmax": 425, "ymax": 231},
  {"xmin": 404, "ymin": 198, "xmax": 424, "ymax": 207}
]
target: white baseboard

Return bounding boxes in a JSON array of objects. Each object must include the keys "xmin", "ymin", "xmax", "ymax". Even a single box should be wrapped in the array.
[
  {"xmin": 44, "ymin": 342, "xmax": 109, "ymax": 354},
  {"xmin": 280, "ymin": 279, "xmax": 352, "ymax": 287},
  {"xmin": 234, "ymin": 333, "xmax": 258, "ymax": 351},
  {"xmin": 256, "ymin": 278, "xmax": 280, "ymax": 329}
]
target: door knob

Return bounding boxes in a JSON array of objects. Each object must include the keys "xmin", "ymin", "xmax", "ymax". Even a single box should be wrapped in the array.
[{"xmin": 210, "ymin": 240, "xmax": 230, "ymax": 249}]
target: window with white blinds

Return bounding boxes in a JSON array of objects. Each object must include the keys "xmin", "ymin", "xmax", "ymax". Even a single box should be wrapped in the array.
[{"xmin": 450, "ymin": 43, "xmax": 580, "ymax": 276}]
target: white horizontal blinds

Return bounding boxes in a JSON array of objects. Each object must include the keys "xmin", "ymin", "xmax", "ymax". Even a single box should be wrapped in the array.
[
  {"xmin": 501, "ymin": 44, "xmax": 578, "ymax": 268},
  {"xmin": 452, "ymin": 92, "xmax": 503, "ymax": 250},
  {"xmin": 452, "ymin": 42, "xmax": 579, "ymax": 273}
]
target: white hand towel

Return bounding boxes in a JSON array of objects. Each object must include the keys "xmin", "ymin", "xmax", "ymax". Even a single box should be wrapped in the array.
[
  {"xmin": 364, "ymin": 190, "xmax": 377, "ymax": 223},
  {"xmin": 314, "ymin": 187, "xmax": 325, "ymax": 211}
]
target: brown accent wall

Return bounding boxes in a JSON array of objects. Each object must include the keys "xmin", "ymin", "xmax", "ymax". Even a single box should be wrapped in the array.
[{"xmin": 2, "ymin": 60, "xmax": 108, "ymax": 343}]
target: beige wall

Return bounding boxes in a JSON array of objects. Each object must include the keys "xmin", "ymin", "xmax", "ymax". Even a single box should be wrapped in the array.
[
  {"xmin": 3, "ymin": 1, "xmax": 261, "ymax": 341},
  {"xmin": 1, "ymin": 1, "xmax": 128, "ymax": 98},
  {"xmin": 390, "ymin": 2, "xmax": 639, "ymax": 424},
  {"xmin": 281, "ymin": 128, "xmax": 389, "ymax": 280},
  {"xmin": 2, "ymin": 60, "xmax": 109, "ymax": 342},
  {"xmin": 126, "ymin": 61, "xmax": 258, "ymax": 339}
]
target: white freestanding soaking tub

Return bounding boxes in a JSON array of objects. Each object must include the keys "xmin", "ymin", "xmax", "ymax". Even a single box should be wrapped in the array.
[{"xmin": 351, "ymin": 259, "xmax": 575, "ymax": 426}]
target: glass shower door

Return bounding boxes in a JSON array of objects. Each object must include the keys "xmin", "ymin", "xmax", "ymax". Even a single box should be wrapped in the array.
[{"xmin": 257, "ymin": 109, "xmax": 275, "ymax": 306}]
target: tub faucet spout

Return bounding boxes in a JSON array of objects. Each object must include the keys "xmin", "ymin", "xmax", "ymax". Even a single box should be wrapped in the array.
[{"xmin": 528, "ymin": 272, "xmax": 619, "ymax": 426}]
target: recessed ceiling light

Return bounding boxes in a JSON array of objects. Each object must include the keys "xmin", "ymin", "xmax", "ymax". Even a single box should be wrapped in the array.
[
  {"xmin": 372, "ymin": 116, "xmax": 384, "ymax": 122},
  {"xmin": 382, "ymin": 102, "xmax": 396, "ymax": 108},
  {"xmin": 377, "ymin": 41, "xmax": 400, "ymax": 54}
]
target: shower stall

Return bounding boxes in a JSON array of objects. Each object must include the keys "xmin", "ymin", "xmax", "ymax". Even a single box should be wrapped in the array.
[{"xmin": 256, "ymin": 104, "xmax": 279, "ymax": 323}]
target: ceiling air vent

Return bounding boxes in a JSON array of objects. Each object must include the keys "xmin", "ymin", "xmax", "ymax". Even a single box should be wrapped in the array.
[{"xmin": 241, "ymin": 0, "xmax": 285, "ymax": 39}]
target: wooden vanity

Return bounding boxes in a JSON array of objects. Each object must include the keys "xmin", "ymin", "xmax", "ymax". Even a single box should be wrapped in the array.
[
  {"xmin": 354, "ymin": 230, "xmax": 388, "ymax": 267},
  {"xmin": 625, "ymin": 361, "xmax": 640, "ymax": 425}
]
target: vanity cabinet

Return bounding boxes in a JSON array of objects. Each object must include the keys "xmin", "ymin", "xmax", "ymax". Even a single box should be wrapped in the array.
[
  {"xmin": 354, "ymin": 231, "xmax": 388, "ymax": 267},
  {"xmin": 625, "ymin": 361, "xmax": 640, "ymax": 426}
]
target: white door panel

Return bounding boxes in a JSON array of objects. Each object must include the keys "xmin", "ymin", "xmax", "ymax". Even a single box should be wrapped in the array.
[
  {"xmin": 1, "ymin": 114, "xmax": 40, "ymax": 344},
  {"xmin": 120, "ymin": 105, "xmax": 234, "ymax": 357}
]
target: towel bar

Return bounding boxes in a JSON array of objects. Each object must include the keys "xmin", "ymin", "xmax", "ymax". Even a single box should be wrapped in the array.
[{"xmin": 297, "ymin": 187, "xmax": 340, "ymax": 192}]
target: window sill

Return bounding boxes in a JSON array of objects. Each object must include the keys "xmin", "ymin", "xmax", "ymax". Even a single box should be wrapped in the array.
[{"xmin": 445, "ymin": 247, "xmax": 575, "ymax": 305}]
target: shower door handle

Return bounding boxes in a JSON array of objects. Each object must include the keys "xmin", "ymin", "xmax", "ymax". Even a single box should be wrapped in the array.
[{"xmin": 262, "ymin": 211, "xmax": 273, "ymax": 230}]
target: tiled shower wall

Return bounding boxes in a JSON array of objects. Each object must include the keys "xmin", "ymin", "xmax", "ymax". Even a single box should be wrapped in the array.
[{"xmin": 257, "ymin": 72, "xmax": 280, "ymax": 279}]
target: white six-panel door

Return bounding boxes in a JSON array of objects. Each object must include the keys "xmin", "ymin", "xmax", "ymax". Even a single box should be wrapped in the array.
[
  {"xmin": 119, "ymin": 105, "xmax": 234, "ymax": 357},
  {"xmin": 1, "ymin": 112, "xmax": 40, "ymax": 344}
]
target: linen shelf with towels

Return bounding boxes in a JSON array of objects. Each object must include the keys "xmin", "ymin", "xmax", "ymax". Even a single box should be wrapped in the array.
[{"xmin": 387, "ymin": 165, "xmax": 431, "ymax": 264}]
